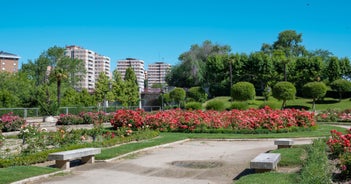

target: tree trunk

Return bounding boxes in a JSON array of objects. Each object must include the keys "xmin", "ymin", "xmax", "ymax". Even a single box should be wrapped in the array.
[{"xmin": 57, "ymin": 79, "xmax": 61, "ymax": 107}]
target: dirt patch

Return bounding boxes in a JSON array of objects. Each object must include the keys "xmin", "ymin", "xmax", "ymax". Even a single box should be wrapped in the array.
[{"xmin": 170, "ymin": 160, "xmax": 223, "ymax": 169}]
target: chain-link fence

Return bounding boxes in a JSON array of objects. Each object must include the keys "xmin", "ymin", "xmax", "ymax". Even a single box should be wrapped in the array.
[{"xmin": 0, "ymin": 106, "xmax": 161, "ymax": 118}]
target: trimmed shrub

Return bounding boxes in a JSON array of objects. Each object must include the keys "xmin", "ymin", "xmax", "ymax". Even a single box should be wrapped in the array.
[
  {"xmin": 169, "ymin": 88, "xmax": 186, "ymax": 107},
  {"xmin": 330, "ymin": 79, "xmax": 351, "ymax": 101},
  {"xmin": 302, "ymin": 82, "xmax": 327, "ymax": 110},
  {"xmin": 205, "ymin": 100, "xmax": 225, "ymax": 111},
  {"xmin": 187, "ymin": 86, "xmax": 208, "ymax": 103},
  {"xmin": 273, "ymin": 81, "xmax": 296, "ymax": 109},
  {"xmin": 185, "ymin": 102, "xmax": 203, "ymax": 110},
  {"xmin": 230, "ymin": 102, "xmax": 249, "ymax": 110},
  {"xmin": 231, "ymin": 82, "xmax": 256, "ymax": 101}
]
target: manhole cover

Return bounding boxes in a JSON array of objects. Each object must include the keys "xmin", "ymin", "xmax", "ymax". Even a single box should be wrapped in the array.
[{"xmin": 171, "ymin": 161, "xmax": 223, "ymax": 169}]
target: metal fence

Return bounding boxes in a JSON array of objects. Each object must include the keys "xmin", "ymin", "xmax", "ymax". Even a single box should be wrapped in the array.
[{"xmin": 0, "ymin": 106, "xmax": 161, "ymax": 118}]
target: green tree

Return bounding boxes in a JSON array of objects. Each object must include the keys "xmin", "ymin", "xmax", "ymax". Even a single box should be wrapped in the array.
[
  {"xmin": 330, "ymin": 79, "xmax": 351, "ymax": 101},
  {"xmin": 326, "ymin": 57, "xmax": 341, "ymax": 82},
  {"xmin": 272, "ymin": 81, "xmax": 296, "ymax": 109},
  {"xmin": 0, "ymin": 72, "xmax": 35, "ymax": 107},
  {"xmin": 50, "ymin": 67, "xmax": 68, "ymax": 107},
  {"xmin": 169, "ymin": 88, "xmax": 186, "ymax": 107},
  {"xmin": 231, "ymin": 82, "xmax": 256, "ymax": 101},
  {"xmin": 187, "ymin": 86, "xmax": 207, "ymax": 103},
  {"xmin": 272, "ymin": 30, "xmax": 306, "ymax": 57},
  {"xmin": 269, "ymin": 30, "xmax": 307, "ymax": 82},
  {"xmin": 293, "ymin": 56, "xmax": 324, "ymax": 91},
  {"xmin": 111, "ymin": 70, "xmax": 128, "ymax": 107},
  {"xmin": 247, "ymin": 52, "xmax": 275, "ymax": 89},
  {"xmin": 167, "ymin": 40, "xmax": 231, "ymax": 87},
  {"xmin": 79, "ymin": 89, "xmax": 96, "ymax": 106},
  {"xmin": 205, "ymin": 54, "xmax": 229, "ymax": 97},
  {"xmin": 339, "ymin": 57, "xmax": 351, "ymax": 79},
  {"xmin": 302, "ymin": 82, "xmax": 327, "ymax": 111},
  {"xmin": 124, "ymin": 68, "xmax": 139, "ymax": 107},
  {"xmin": 0, "ymin": 89, "xmax": 19, "ymax": 108},
  {"xmin": 94, "ymin": 72, "xmax": 112, "ymax": 107}
]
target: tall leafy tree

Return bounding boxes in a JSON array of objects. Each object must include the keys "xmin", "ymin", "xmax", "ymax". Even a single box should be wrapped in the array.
[
  {"xmin": 111, "ymin": 70, "xmax": 128, "ymax": 107},
  {"xmin": 339, "ymin": 57, "xmax": 351, "ymax": 79},
  {"xmin": 124, "ymin": 68, "xmax": 140, "ymax": 107},
  {"xmin": 167, "ymin": 40, "xmax": 231, "ymax": 87},
  {"xmin": 325, "ymin": 57, "xmax": 341, "ymax": 82},
  {"xmin": 94, "ymin": 72, "xmax": 112, "ymax": 107},
  {"xmin": 330, "ymin": 79, "xmax": 351, "ymax": 101},
  {"xmin": 292, "ymin": 56, "xmax": 323, "ymax": 91},
  {"xmin": 272, "ymin": 30, "xmax": 306, "ymax": 57}
]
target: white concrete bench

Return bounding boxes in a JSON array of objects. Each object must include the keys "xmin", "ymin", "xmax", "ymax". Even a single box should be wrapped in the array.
[
  {"xmin": 48, "ymin": 148, "xmax": 101, "ymax": 169},
  {"xmin": 274, "ymin": 139, "xmax": 294, "ymax": 149},
  {"xmin": 250, "ymin": 153, "xmax": 281, "ymax": 173}
]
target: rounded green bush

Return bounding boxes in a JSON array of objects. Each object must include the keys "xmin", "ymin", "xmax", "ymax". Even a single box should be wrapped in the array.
[
  {"xmin": 302, "ymin": 82, "xmax": 327, "ymax": 99},
  {"xmin": 230, "ymin": 102, "xmax": 249, "ymax": 110},
  {"xmin": 231, "ymin": 82, "xmax": 256, "ymax": 101},
  {"xmin": 187, "ymin": 86, "xmax": 208, "ymax": 103},
  {"xmin": 273, "ymin": 81, "xmax": 296, "ymax": 100},
  {"xmin": 185, "ymin": 102, "xmax": 203, "ymax": 110},
  {"xmin": 205, "ymin": 100, "xmax": 225, "ymax": 111}
]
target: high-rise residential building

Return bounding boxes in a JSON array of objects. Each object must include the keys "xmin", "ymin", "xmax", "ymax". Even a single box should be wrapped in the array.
[
  {"xmin": 65, "ymin": 45, "xmax": 110, "ymax": 92},
  {"xmin": 95, "ymin": 54, "xmax": 111, "ymax": 79},
  {"xmin": 147, "ymin": 62, "xmax": 171, "ymax": 90},
  {"xmin": 117, "ymin": 58, "xmax": 145, "ymax": 92},
  {"xmin": 0, "ymin": 51, "xmax": 20, "ymax": 73}
]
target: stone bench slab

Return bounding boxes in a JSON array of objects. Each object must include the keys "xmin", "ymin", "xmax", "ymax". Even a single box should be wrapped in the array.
[
  {"xmin": 274, "ymin": 139, "xmax": 294, "ymax": 149},
  {"xmin": 48, "ymin": 148, "xmax": 101, "ymax": 169},
  {"xmin": 250, "ymin": 153, "xmax": 281, "ymax": 172}
]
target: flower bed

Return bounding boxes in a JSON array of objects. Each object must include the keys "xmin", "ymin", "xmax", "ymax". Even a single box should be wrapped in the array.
[
  {"xmin": 0, "ymin": 112, "xmax": 26, "ymax": 132},
  {"xmin": 327, "ymin": 129, "xmax": 351, "ymax": 180},
  {"xmin": 317, "ymin": 109, "xmax": 351, "ymax": 122},
  {"xmin": 110, "ymin": 107, "xmax": 316, "ymax": 133},
  {"xmin": 56, "ymin": 111, "xmax": 114, "ymax": 125}
]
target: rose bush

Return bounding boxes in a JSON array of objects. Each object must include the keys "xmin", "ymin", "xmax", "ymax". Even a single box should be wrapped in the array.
[
  {"xmin": 111, "ymin": 107, "xmax": 316, "ymax": 132},
  {"xmin": 327, "ymin": 129, "xmax": 351, "ymax": 179},
  {"xmin": 0, "ymin": 112, "xmax": 26, "ymax": 132}
]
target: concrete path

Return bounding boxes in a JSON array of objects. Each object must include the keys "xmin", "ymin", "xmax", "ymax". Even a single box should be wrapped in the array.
[{"xmin": 34, "ymin": 138, "xmax": 312, "ymax": 184}]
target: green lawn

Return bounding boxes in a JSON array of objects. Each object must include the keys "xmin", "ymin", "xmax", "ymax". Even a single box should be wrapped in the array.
[
  {"xmin": 207, "ymin": 96, "xmax": 351, "ymax": 111},
  {"xmin": 235, "ymin": 172, "xmax": 300, "ymax": 184},
  {"xmin": 0, "ymin": 166, "xmax": 59, "ymax": 184}
]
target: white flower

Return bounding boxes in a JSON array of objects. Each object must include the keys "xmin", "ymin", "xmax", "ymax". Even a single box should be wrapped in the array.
[
  {"xmin": 41, "ymin": 128, "xmax": 48, "ymax": 132},
  {"xmin": 23, "ymin": 129, "xmax": 29, "ymax": 133}
]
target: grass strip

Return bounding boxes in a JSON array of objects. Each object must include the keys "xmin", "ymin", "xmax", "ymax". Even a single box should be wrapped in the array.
[
  {"xmin": 0, "ymin": 166, "xmax": 59, "ymax": 184},
  {"xmin": 235, "ymin": 172, "xmax": 300, "ymax": 184},
  {"xmin": 271, "ymin": 146, "xmax": 307, "ymax": 166}
]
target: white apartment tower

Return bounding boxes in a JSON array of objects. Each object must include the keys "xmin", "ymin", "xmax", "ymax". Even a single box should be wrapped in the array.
[
  {"xmin": 65, "ymin": 45, "xmax": 110, "ymax": 92},
  {"xmin": 147, "ymin": 62, "xmax": 171, "ymax": 89},
  {"xmin": 117, "ymin": 58, "xmax": 145, "ymax": 92}
]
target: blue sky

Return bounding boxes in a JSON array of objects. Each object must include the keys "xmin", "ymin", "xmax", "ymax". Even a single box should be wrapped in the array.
[{"xmin": 1, "ymin": 0, "xmax": 350, "ymax": 71}]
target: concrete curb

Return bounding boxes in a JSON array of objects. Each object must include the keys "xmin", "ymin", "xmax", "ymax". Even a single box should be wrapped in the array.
[{"xmin": 11, "ymin": 170, "xmax": 71, "ymax": 184}]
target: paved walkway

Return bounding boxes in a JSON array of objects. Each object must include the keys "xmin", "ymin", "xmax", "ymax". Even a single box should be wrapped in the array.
[{"xmin": 33, "ymin": 138, "xmax": 313, "ymax": 184}]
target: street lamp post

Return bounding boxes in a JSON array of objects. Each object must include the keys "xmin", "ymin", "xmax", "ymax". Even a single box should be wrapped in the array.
[
  {"xmin": 161, "ymin": 89, "xmax": 164, "ymax": 111},
  {"xmin": 139, "ymin": 87, "xmax": 142, "ymax": 109}
]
